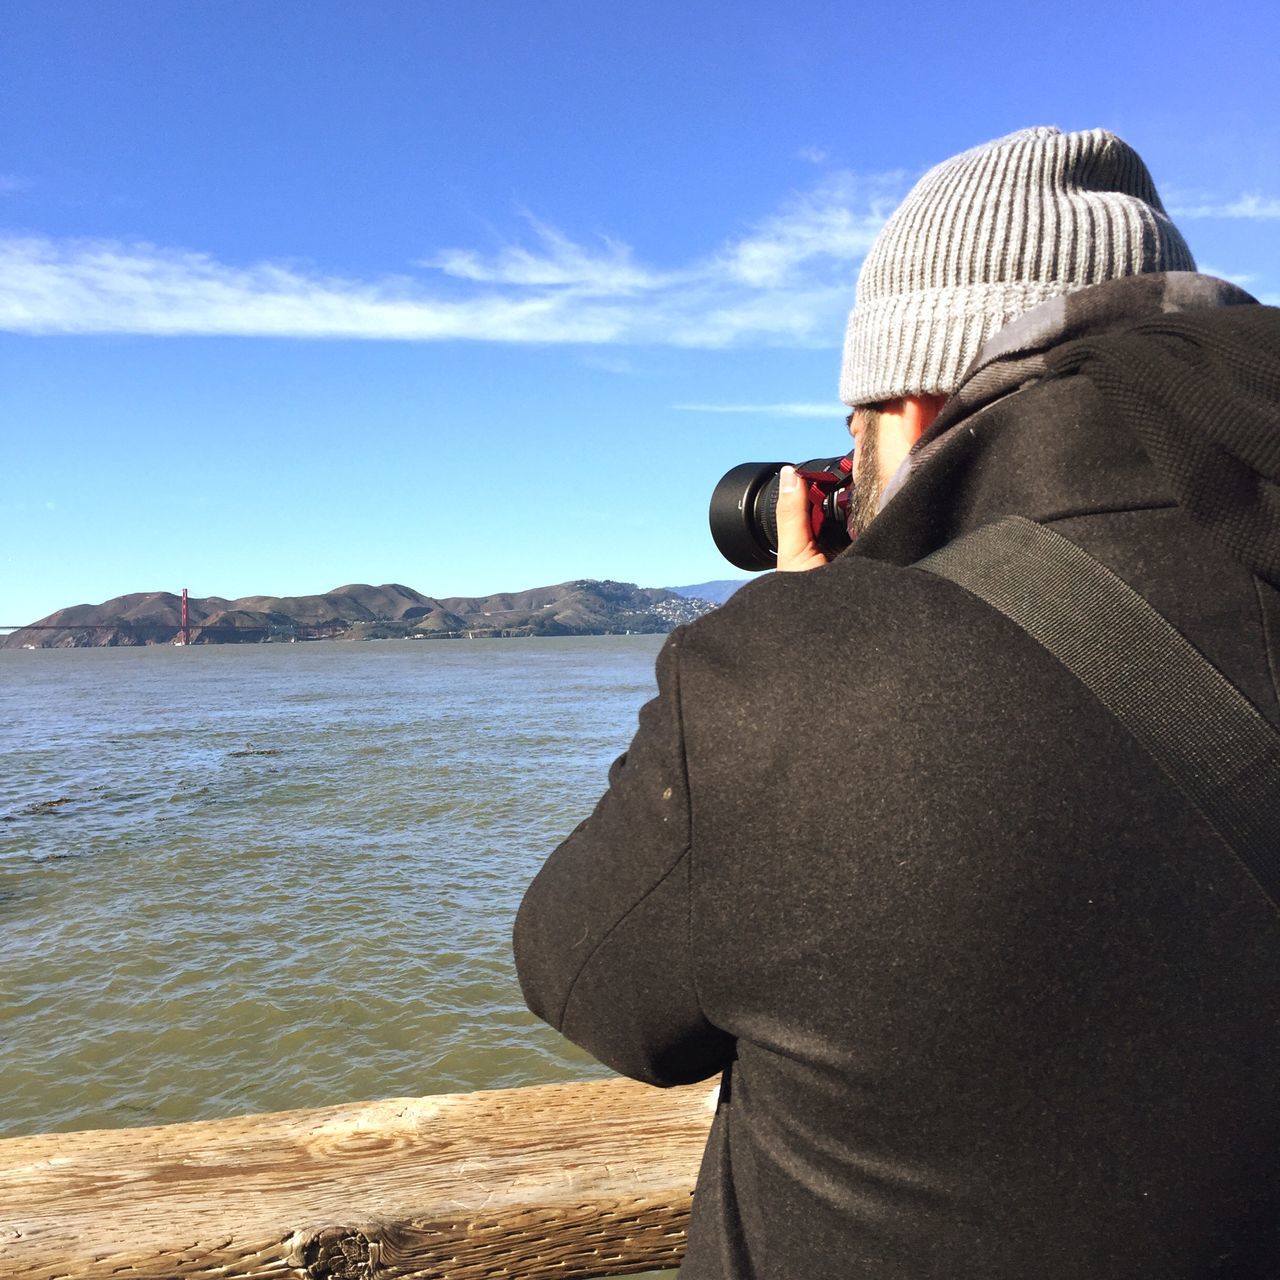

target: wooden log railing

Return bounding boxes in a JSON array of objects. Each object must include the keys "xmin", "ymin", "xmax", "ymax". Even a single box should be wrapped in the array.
[{"xmin": 0, "ymin": 1077, "xmax": 718, "ymax": 1280}]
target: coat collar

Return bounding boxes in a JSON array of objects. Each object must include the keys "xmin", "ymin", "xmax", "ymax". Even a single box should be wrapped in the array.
[{"xmin": 853, "ymin": 274, "xmax": 1260, "ymax": 567}]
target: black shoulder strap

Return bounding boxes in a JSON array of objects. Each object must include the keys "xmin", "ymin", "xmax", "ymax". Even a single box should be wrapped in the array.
[{"xmin": 915, "ymin": 516, "xmax": 1280, "ymax": 913}]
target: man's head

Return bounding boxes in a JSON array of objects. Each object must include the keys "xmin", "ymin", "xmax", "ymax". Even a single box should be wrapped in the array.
[
  {"xmin": 841, "ymin": 126, "xmax": 1194, "ymax": 531},
  {"xmin": 845, "ymin": 397, "xmax": 948, "ymax": 536}
]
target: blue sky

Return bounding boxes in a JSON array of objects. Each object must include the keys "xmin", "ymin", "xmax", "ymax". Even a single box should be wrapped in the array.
[{"xmin": 3, "ymin": 0, "xmax": 1278, "ymax": 624}]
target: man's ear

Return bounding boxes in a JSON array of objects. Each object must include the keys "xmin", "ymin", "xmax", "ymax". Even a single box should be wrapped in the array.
[{"xmin": 900, "ymin": 393, "xmax": 949, "ymax": 446}]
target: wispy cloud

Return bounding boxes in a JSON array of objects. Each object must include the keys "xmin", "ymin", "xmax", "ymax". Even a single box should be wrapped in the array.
[
  {"xmin": 0, "ymin": 171, "xmax": 903, "ymax": 347},
  {"xmin": 578, "ymin": 352, "xmax": 643, "ymax": 375},
  {"xmin": 674, "ymin": 402, "xmax": 845, "ymax": 418},
  {"xmin": 798, "ymin": 146, "xmax": 829, "ymax": 166},
  {"xmin": 0, "ymin": 235, "xmax": 621, "ymax": 342},
  {"xmin": 1168, "ymin": 193, "xmax": 1280, "ymax": 219},
  {"xmin": 0, "ymin": 174, "xmax": 32, "ymax": 195},
  {"xmin": 714, "ymin": 174, "xmax": 899, "ymax": 288},
  {"xmin": 1197, "ymin": 265, "xmax": 1258, "ymax": 288},
  {"xmin": 422, "ymin": 213, "xmax": 666, "ymax": 293}
]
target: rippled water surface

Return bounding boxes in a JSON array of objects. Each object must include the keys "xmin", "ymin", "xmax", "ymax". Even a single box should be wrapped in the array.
[{"xmin": 0, "ymin": 635, "xmax": 666, "ymax": 1138}]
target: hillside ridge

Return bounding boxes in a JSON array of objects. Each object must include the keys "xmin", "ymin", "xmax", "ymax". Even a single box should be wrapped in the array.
[{"xmin": 3, "ymin": 578, "xmax": 749, "ymax": 648}]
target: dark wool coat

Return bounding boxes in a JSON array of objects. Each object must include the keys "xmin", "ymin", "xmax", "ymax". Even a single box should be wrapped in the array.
[{"xmin": 514, "ymin": 274, "xmax": 1280, "ymax": 1279}]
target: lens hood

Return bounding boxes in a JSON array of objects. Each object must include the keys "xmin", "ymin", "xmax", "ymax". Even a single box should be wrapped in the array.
[{"xmin": 708, "ymin": 463, "xmax": 787, "ymax": 572}]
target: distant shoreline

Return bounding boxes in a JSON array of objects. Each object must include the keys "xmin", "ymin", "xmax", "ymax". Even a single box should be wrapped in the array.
[{"xmin": 3, "ymin": 577, "xmax": 749, "ymax": 650}]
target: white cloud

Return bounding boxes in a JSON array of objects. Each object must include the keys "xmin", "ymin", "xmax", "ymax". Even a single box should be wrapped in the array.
[
  {"xmin": 715, "ymin": 174, "xmax": 900, "ymax": 288},
  {"xmin": 423, "ymin": 213, "xmax": 666, "ymax": 294},
  {"xmin": 675, "ymin": 402, "xmax": 846, "ymax": 418},
  {"xmin": 579, "ymin": 352, "xmax": 641, "ymax": 375},
  {"xmin": 1197, "ymin": 265, "xmax": 1256, "ymax": 284},
  {"xmin": 798, "ymin": 146, "xmax": 829, "ymax": 166},
  {"xmin": 0, "ymin": 235, "xmax": 622, "ymax": 342},
  {"xmin": 1169, "ymin": 194, "xmax": 1280, "ymax": 219},
  {"xmin": 0, "ymin": 171, "xmax": 902, "ymax": 348},
  {"xmin": 1197, "ymin": 265, "xmax": 1259, "ymax": 289},
  {"xmin": 0, "ymin": 174, "xmax": 32, "ymax": 195}
]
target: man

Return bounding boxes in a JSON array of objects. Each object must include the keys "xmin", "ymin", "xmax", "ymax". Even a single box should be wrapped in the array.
[{"xmin": 514, "ymin": 127, "xmax": 1280, "ymax": 1277}]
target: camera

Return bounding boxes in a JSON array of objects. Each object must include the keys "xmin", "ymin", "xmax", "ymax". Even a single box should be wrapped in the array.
[{"xmin": 708, "ymin": 454, "xmax": 856, "ymax": 571}]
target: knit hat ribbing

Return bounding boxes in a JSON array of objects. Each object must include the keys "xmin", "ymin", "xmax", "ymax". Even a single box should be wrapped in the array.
[{"xmin": 839, "ymin": 126, "xmax": 1196, "ymax": 407}]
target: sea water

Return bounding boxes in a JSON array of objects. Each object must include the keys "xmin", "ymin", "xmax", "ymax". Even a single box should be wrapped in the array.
[{"xmin": 0, "ymin": 635, "xmax": 668, "ymax": 1138}]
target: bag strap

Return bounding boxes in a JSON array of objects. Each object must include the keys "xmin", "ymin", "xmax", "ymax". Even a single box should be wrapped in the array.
[{"xmin": 915, "ymin": 516, "xmax": 1280, "ymax": 913}]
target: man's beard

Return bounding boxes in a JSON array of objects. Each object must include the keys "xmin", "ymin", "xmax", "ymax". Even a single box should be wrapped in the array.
[{"xmin": 847, "ymin": 410, "xmax": 881, "ymax": 539}]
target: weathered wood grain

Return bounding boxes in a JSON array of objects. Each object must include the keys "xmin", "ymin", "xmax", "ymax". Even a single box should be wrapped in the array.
[{"xmin": 0, "ymin": 1076, "xmax": 719, "ymax": 1279}]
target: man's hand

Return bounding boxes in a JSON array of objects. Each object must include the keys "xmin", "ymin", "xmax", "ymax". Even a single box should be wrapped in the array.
[{"xmin": 776, "ymin": 465, "xmax": 829, "ymax": 572}]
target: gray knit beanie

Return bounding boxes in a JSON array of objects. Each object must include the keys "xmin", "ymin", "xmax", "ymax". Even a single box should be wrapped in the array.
[{"xmin": 839, "ymin": 126, "xmax": 1196, "ymax": 406}]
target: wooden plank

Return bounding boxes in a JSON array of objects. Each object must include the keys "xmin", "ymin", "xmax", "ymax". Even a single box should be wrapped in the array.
[{"xmin": 0, "ymin": 1076, "xmax": 719, "ymax": 1279}]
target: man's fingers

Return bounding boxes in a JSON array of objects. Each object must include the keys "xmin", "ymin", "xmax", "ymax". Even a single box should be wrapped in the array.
[{"xmin": 776, "ymin": 466, "xmax": 829, "ymax": 572}]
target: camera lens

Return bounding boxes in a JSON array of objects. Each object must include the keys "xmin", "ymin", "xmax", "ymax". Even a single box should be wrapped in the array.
[
  {"xmin": 708, "ymin": 463, "xmax": 788, "ymax": 571},
  {"xmin": 708, "ymin": 457, "xmax": 854, "ymax": 572}
]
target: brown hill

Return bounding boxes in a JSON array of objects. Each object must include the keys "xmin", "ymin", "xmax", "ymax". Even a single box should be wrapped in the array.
[{"xmin": 2, "ymin": 580, "xmax": 716, "ymax": 648}]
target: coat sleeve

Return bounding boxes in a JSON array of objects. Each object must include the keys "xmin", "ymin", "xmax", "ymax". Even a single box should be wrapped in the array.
[{"xmin": 513, "ymin": 627, "xmax": 733, "ymax": 1086}]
